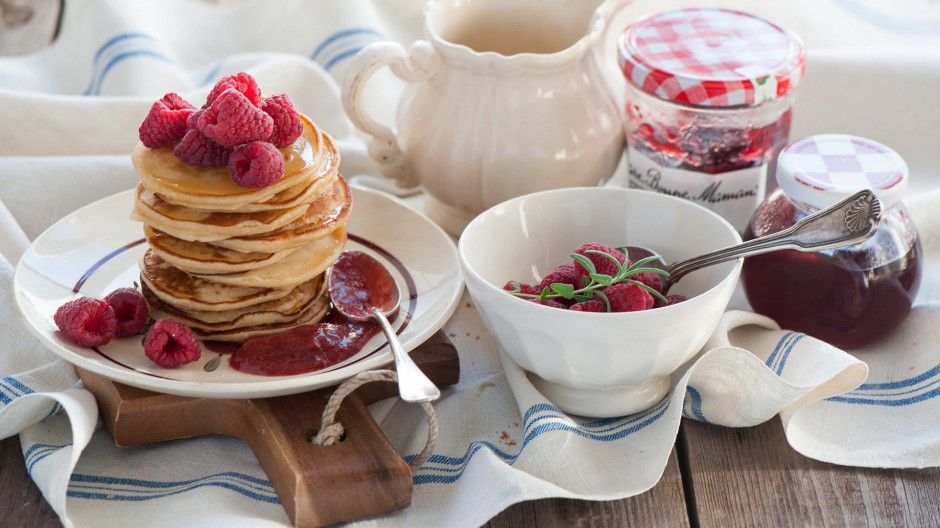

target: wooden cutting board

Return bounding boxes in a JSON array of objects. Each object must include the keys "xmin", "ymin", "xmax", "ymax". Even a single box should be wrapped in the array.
[{"xmin": 76, "ymin": 331, "xmax": 460, "ymax": 528}]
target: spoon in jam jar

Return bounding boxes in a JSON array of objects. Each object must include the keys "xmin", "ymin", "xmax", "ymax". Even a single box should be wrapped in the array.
[
  {"xmin": 622, "ymin": 189, "xmax": 883, "ymax": 295},
  {"xmin": 328, "ymin": 250, "xmax": 441, "ymax": 403}
]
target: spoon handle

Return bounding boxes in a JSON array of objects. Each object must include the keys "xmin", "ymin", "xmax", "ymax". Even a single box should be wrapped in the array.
[
  {"xmin": 667, "ymin": 189, "xmax": 882, "ymax": 285},
  {"xmin": 372, "ymin": 311, "xmax": 441, "ymax": 403}
]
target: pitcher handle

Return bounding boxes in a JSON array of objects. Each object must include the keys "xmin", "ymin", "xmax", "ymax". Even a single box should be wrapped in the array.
[{"xmin": 341, "ymin": 40, "xmax": 440, "ymax": 190}]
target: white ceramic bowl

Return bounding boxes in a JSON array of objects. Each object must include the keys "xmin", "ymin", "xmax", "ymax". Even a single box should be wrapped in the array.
[{"xmin": 458, "ymin": 187, "xmax": 742, "ymax": 417}]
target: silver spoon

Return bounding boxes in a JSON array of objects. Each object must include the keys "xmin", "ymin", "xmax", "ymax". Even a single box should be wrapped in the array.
[
  {"xmin": 622, "ymin": 189, "xmax": 883, "ymax": 295},
  {"xmin": 328, "ymin": 250, "xmax": 440, "ymax": 403}
]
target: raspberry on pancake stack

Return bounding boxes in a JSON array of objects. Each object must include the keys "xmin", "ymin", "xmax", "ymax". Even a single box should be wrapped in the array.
[{"xmin": 130, "ymin": 73, "xmax": 350, "ymax": 342}]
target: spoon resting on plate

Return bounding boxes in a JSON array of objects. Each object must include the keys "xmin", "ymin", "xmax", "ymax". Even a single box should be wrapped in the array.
[
  {"xmin": 328, "ymin": 251, "xmax": 441, "ymax": 403},
  {"xmin": 622, "ymin": 189, "xmax": 883, "ymax": 295}
]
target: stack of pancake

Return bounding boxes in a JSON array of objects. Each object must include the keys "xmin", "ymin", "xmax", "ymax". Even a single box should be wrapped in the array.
[{"xmin": 130, "ymin": 115, "xmax": 351, "ymax": 342}]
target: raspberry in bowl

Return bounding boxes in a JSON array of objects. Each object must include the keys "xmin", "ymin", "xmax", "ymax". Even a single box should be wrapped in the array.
[{"xmin": 458, "ymin": 187, "xmax": 742, "ymax": 417}]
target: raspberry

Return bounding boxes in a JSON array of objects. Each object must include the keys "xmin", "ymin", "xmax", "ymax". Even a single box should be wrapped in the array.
[
  {"xmin": 572, "ymin": 243, "xmax": 626, "ymax": 280},
  {"xmin": 528, "ymin": 299, "xmax": 567, "ymax": 309},
  {"xmin": 503, "ymin": 281, "xmax": 538, "ymax": 295},
  {"xmin": 602, "ymin": 282, "xmax": 653, "ymax": 312},
  {"xmin": 54, "ymin": 297, "xmax": 116, "ymax": 347},
  {"xmin": 138, "ymin": 93, "xmax": 195, "ymax": 148},
  {"xmin": 538, "ymin": 263, "xmax": 582, "ymax": 292},
  {"xmin": 204, "ymin": 72, "xmax": 262, "ymax": 108},
  {"xmin": 103, "ymin": 287, "xmax": 149, "ymax": 337},
  {"xmin": 144, "ymin": 319, "xmax": 201, "ymax": 368},
  {"xmin": 261, "ymin": 94, "xmax": 304, "ymax": 148},
  {"xmin": 198, "ymin": 89, "xmax": 273, "ymax": 147},
  {"xmin": 174, "ymin": 129, "xmax": 232, "ymax": 168},
  {"xmin": 655, "ymin": 294, "xmax": 689, "ymax": 308},
  {"xmin": 631, "ymin": 271, "xmax": 663, "ymax": 294},
  {"xmin": 569, "ymin": 298, "xmax": 606, "ymax": 312},
  {"xmin": 228, "ymin": 141, "xmax": 285, "ymax": 188}
]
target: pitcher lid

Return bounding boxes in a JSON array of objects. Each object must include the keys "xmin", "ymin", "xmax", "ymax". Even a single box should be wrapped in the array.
[
  {"xmin": 777, "ymin": 135, "xmax": 908, "ymax": 210},
  {"xmin": 618, "ymin": 8, "xmax": 805, "ymax": 107}
]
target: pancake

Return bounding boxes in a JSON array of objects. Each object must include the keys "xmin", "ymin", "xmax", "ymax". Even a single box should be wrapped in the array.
[
  {"xmin": 141, "ymin": 275, "xmax": 327, "ymax": 332},
  {"xmin": 133, "ymin": 115, "xmax": 340, "ymax": 212},
  {"xmin": 144, "ymin": 225, "xmax": 300, "ymax": 275},
  {"xmin": 211, "ymin": 175, "xmax": 352, "ymax": 254},
  {"xmin": 140, "ymin": 250, "xmax": 295, "ymax": 312},
  {"xmin": 191, "ymin": 225, "xmax": 347, "ymax": 289},
  {"xmin": 132, "ymin": 184, "xmax": 310, "ymax": 242},
  {"xmin": 190, "ymin": 295, "xmax": 331, "ymax": 342}
]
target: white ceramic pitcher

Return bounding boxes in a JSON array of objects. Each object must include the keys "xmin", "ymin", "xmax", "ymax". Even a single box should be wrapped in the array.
[{"xmin": 342, "ymin": 0, "xmax": 629, "ymax": 235}]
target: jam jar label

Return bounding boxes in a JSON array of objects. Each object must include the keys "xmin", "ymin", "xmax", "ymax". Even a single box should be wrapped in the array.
[{"xmin": 627, "ymin": 146, "xmax": 765, "ymax": 231}]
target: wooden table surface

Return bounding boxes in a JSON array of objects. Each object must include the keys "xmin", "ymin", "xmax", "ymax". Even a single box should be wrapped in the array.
[{"xmin": 2, "ymin": 2, "xmax": 939, "ymax": 527}]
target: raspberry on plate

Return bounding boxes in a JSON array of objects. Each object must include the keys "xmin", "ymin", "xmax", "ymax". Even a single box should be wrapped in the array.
[
  {"xmin": 198, "ymin": 88, "xmax": 273, "ymax": 148},
  {"xmin": 174, "ymin": 129, "xmax": 232, "ymax": 168},
  {"xmin": 138, "ymin": 93, "xmax": 195, "ymax": 148},
  {"xmin": 204, "ymin": 72, "xmax": 262, "ymax": 108},
  {"xmin": 103, "ymin": 287, "xmax": 149, "ymax": 337},
  {"xmin": 603, "ymin": 282, "xmax": 653, "ymax": 312},
  {"xmin": 228, "ymin": 141, "xmax": 285, "ymax": 189},
  {"xmin": 144, "ymin": 319, "xmax": 201, "ymax": 368},
  {"xmin": 572, "ymin": 242, "xmax": 626, "ymax": 279},
  {"xmin": 54, "ymin": 297, "xmax": 117, "ymax": 347},
  {"xmin": 261, "ymin": 94, "xmax": 304, "ymax": 148}
]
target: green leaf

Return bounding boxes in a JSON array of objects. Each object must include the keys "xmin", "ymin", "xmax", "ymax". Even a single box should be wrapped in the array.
[
  {"xmin": 627, "ymin": 255, "xmax": 667, "ymax": 271},
  {"xmin": 625, "ymin": 279, "xmax": 669, "ymax": 304},
  {"xmin": 594, "ymin": 290, "xmax": 612, "ymax": 312},
  {"xmin": 549, "ymin": 283, "xmax": 575, "ymax": 299},
  {"xmin": 625, "ymin": 266, "xmax": 670, "ymax": 278},
  {"xmin": 589, "ymin": 273, "xmax": 614, "ymax": 287},
  {"xmin": 539, "ymin": 286, "xmax": 552, "ymax": 300},
  {"xmin": 571, "ymin": 253, "xmax": 596, "ymax": 275},
  {"xmin": 508, "ymin": 281, "xmax": 522, "ymax": 293},
  {"xmin": 585, "ymin": 249, "xmax": 625, "ymax": 273},
  {"xmin": 572, "ymin": 292, "xmax": 592, "ymax": 303}
]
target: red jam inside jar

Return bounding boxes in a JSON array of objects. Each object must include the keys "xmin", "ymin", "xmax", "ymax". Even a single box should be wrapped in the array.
[
  {"xmin": 618, "ymin": 8, "xmax": 805, "ymax": 231},
  {"xmin": 742, "ymin": 135, "xmax": 923, "ymax": 349}
]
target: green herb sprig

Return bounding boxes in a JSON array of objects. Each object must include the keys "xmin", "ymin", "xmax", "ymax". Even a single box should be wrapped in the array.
[{"xmin": 507, "ymin": 249, "xmax": 670, "ymax": 311}]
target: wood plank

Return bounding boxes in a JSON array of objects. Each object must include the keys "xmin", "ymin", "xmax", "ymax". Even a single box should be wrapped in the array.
[
  {"xmin": 0, "ymin": 435, "xmax": 62, "ymax": 528},
  {"xmin": 682, "ymin": 419, "xmax": 940, "ymax": 527},
  {"xmin": 0, "ymin": 0, "xmax": 60, "ymax": 56},
  {"xmin": 486, "ymin": 448, "xmax": 690, "ymax": 528}
]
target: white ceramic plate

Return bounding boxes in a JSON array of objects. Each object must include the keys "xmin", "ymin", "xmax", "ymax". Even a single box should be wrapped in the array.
[{"xmin": 14, "ymin": 186, "xmax": 463, "ymax": 399}]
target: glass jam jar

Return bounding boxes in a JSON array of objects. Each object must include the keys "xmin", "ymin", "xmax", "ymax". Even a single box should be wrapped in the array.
[
  {"xmin": 618, "ymin": 8, "xmax": 805, "ymax": 231},
  {"xmin": 742, "ymin": 135, "xmax": 923, "ymax": 349}
]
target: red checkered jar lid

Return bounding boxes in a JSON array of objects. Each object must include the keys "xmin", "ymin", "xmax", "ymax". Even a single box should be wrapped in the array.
[
  {"xmin": 777, "ymin": 135, "xmax": 908, "ymax": 210},
  {"xmin": 618, "ymin": 8, "xmax": 805, "ymax": 107}
]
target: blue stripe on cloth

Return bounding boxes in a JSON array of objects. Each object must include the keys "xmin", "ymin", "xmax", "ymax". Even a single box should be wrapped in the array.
[
  {"xmin": 765, "ymin": 332, "xmax": 801, "ymax": 372},
  {"xmin": 311, "ymin": 28, "xmax": 383, "ymax": 61},
  {"xmin": 854, "ymin": 363, "xmax": 940, "ymax": 391},
  {"xmin": 827, "ymin": 362, "xmax": 940, "ymax": 407},
  {"xmin": 25, "ymin": 443, "xmax": 72, "ymax": 474},
  {"xmin": 324, "ymin": 47, "xmax": 368, "ymax": 71},
  {"xmin": 775, "ymin": 333, "xmax": 805, "ymax": 376},
  {"xmin": 410, "ymin": 398, "xmax": 670, "ymax": 485},
  {"xmin": 67, "ymin": 472, "xmax": 279, "ymax": 504},
  {"xmin": 3, "ymin": 376, "xmax": 33, "ymax": 395},
  {"xmin": 683, "ymin": 386, "xmax": 709, "ymax": 423},
  {"xmin": 91, "ymin": 32, "xmax": 157, "ymax": 63},
  {"xmin": 1, "ymin": 377, "xmax": 34, "ymax": 405},
  {"xmin": 827, "ymin": 385, "xmax": 940, "ymax": 407},
  {"xmin": 84, "ymin": 49, "xmax": 175, "ymax": 96}
]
